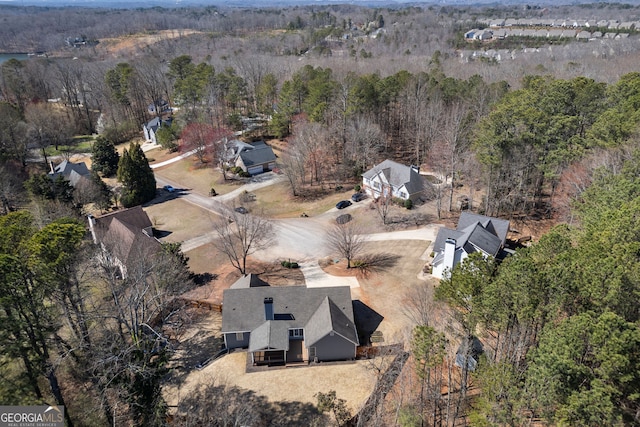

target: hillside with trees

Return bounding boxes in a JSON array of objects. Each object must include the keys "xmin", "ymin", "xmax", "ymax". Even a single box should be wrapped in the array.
[{"xmin": 1, "ymin": 2, "xmax": 640, "ymax": 426}]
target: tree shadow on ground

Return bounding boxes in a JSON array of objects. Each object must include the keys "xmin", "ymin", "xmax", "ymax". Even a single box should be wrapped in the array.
[
  {"xmin": 353, "ymin": 300, "xmax": 384, "ymax": 346},
  {"xmin": 355, "ymin": 252, "xmax": 401, "ymax": 279},
  {"xmin": 268, "ymin": 400, "xmax": 326, "ymax": 427},
  {"xmin": 174, "ymin": 382, "xmax": 326, "ymax": 426},
  {"xmin": 166, "ymin": 335, "xmax": 225, "ymax": 390},
  {"xmin": 250, "ymin": 260, "xmax": 305, "ymax": 286},
  {"xmin": 386, "ymin": 211, "xmax": 434, "ymax": 228},
  {"xmin": 192, "ymin": 272, "xmax": 217, "ymax": 286}
]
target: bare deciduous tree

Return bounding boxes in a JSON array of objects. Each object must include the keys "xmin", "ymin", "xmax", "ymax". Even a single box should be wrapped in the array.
[
  {"xmin": 345, "ymin": 115, "xmax": 384, "ymax": 172},
  {"xmin": 212, "ymin": 208, "xmax": 275, "ymax": 276},
  {"xmin": 326, "ymin": 221, "xmax": 365, "ymax": 269},
  {"xmin": 439, "ymin": 101, "xmax": 471, "ymax": 212},
  {"xmin": 280, "ymin": 149, "xmax": 307, "ymax": 197},
  {"xmin": 373, "ymin": 191, "xmax": 393, "ymax": 225}
]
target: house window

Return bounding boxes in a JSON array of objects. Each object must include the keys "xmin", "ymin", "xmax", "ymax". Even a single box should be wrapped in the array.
[
  {"xmin": 373, "ymin": 181, "xmax": 381, "ymax": 190},
  {"xmin": 235, "ymin": 332, "xmax": 244, "ymax": 341},
  {"xmin": 289, "ymin": 328, "xmax": 304, "ymax": 338},
  {"xmin": 400, "ymin": 192, "xmax": 407, "ymax": 199}
]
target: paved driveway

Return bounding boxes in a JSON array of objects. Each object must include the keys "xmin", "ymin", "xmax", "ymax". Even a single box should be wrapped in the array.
[{"xmin": 151, "ymin": 167, "xmax": 442, "ymax": 288}]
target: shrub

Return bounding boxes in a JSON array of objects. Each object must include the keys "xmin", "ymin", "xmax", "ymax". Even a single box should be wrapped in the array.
[
  {"xmin": 281, "ymin": 260, "xmax": 299, "ymax": 269},
  {"xmin": 354, "ymin": 184, "xmax": 361, "ymax": 192},
  {"xmin": 404, "ymin": 199, "xmax": 413, "ymax": 209}
]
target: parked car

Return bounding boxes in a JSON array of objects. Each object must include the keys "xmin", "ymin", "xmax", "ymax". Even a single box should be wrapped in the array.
[
  {"xmin": 336, "ymin": 200, "xmax": 352, "ymax": 209},
  {"xmin": 351, "ymin": 192, "xmax": 366, "ymax": 202},
  {"xmin": 234, "ymin": 206, "xmax": 248, "ymax": 214},
  {"xmin": 163, "ymin": 185, "xmax": 176, "ymax": 193}
]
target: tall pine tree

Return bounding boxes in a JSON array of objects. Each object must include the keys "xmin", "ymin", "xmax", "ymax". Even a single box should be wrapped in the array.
[
  {"xmin": 91, "ymin": 136, "xmax": 120, "ymax": 177},
  {"xmin": 117, "ymin": 142, "xmax": 156, "ymax": 208}
]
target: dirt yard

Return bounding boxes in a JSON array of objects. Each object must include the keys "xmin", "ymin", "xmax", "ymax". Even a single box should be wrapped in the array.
[
  {"xmin": 97, "ymin": 29, "xmax": 202, "ymax": 58},
  {"xmin": 323, "ymin": 239, "xmax": 434, "ymax": 344}
]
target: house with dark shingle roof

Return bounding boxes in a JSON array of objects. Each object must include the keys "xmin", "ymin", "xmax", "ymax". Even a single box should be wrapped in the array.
[
  {"xmin": 431, "ymin": 212, "xmax": 510, "ymax": 279},
  {"xmin": 362, "ymin": 159, "xmax": 426, "ymax": 201},
  {"xmin": 222, "ymin": 279, "xmax": 359, "ymax": 366},
  {"xmin": 225, "ymin": 140, "xmax": 277, "ymax": 175},
  {"xmin": 88, "ymin": 206, "xmax": 162, "ymax": 278},
  {"xmin": 49, "ymin": 160, "xmax": 91, "ymax": 187}
]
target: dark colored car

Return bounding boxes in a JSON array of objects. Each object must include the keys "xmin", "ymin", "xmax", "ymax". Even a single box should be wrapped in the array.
[
  {"xmin": 351, "ymin": 192, "xmax": 366, "ymax": 202},
  {"xmin": 336, "ymin": 200, "xmax": 352, "ymax": 209},
  {"xmin": 234, "ymin": 206, "xmax": 248, "ymax": 214}
]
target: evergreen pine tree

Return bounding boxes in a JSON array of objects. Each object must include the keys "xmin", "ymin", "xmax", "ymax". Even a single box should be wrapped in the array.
[
  {"xmin": 91, "ymin": 136, "xmax": 120, "ymax": 177},
  {"xmin": 117, "ymin": 142, "xmax": 156, "ymax": 208}
]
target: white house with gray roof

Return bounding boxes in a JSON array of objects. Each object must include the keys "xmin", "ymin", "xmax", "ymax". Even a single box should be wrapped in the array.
[
  {"xmin": 431, "ymin": 212, "xmax": 510, "ymax": 279},
  {"xmin": 362, "ymin": 159, "xmax": 426, "ymax": 201},
  {"xmin": 143, "ymin": 116, "xmax": 172, "ymax": 145},
  {"xmin": 225, "ymin": 140, "xmax": 277, "ymax": 175},
  {"xmin": 222, "ymin": 279, "xmax": 359, "ymax": 366}
]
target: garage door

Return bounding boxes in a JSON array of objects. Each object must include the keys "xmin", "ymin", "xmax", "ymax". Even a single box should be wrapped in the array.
[{"xmin": 248, "ymin": 165, "xmax": 263, "ymax": 175}]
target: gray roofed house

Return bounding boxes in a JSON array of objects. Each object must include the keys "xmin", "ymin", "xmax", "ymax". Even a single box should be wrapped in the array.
[
  {"xmin": 226, "ymin": 140, "xmax": 277, "ymax": 176},
  {"xmin": 230, "ymin": 273, "xmax": 270, "ymax": 289},
  {"xmin": 455, "ymin": 335, "xmax": 484, "ymax": 371},
  {"xmin": 431, "ymin": 212, "xmax": 510, "ymax": 279},
  {"xmin": 362, "ymin": 159, "xmax": 426, "ymax": 201},
  {"xmin": 143, "ymin": 117, "xmax": 172, "ymax": 145},
  {"xmin": 49, "ymin": 160, "xmax": 91, "ymax": 187},
  {"xmin": 222, "ymin": 280, "xmax": 358, "ymax": 366}
]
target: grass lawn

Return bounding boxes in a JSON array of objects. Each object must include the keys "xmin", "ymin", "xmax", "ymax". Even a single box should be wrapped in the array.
[
  {"xmin": 144, "ymin": 198, "xmax": 218, "ymax": 244},
  {"xmin": 153, "ymin": 158, "xmax": 244, "ymax": 196},
  {"xmin": 44, "ymin": 135, "xmax": 95, "ymax": 157},
  {"xmin": 248, "ymin": 181, "xmax": 355, "ymax": 218}
]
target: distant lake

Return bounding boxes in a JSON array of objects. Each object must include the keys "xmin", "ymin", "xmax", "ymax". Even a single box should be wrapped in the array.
[{"xmin": 0, "ymin": 53, "xmax": 31, "ymax": 64}]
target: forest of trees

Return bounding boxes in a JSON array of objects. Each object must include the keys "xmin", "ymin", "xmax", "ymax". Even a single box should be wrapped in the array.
[{"xmin": 1, "ymin": 1, "xmax": 640, "ymax": 426}]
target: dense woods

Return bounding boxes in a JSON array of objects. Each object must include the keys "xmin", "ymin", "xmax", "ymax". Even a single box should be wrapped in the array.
[{"xmin": 1, "ymin": 1, "xmax": 640, "ymax": 426}]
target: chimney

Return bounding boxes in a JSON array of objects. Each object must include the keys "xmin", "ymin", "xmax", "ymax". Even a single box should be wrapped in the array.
[
  {"xmin": 87, "ymin": 215, "xmax": 97, "ymax": 244},
  {"xmin": 443, "ymin": 238, "xmax": 457, "ymax": 279},
  {"xmin": 410, "ymin": 164, "xmax": 420, "ymax": 174},
  {"xmin": 264, "ymin": 297, "xmax": 274, "ymax": 321},
  {"xmin": 50, "ymin": 161, "xmax": 56, "ymax": 174}
]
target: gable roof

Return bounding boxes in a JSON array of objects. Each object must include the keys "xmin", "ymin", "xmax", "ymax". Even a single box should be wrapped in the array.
[
  {"xmin": 230, "ymin": 273, "xmax": 270, "ymax": 289},
  {"xmin": 362, "ymin": 159, "xmax": 424, "ymax": 195},
  {"xmin": 433, "ymin": 212, "xmax": 509, "ymax": 257},
  {"xmin": 457, "ymin": 212, "xmax": 509, "ymax": 245},
  {"xmin": 238, "ymin": 141, "xmax": 277, "ymax": 167},
  {"xmin": 145, "ymin": 117, "xmax": 161, "ymax": 132},
  {"xmin": 92, "ymin": 206, "xmax": 161, "ymax": 268},
  {"xmin": 305, "ymin": 296, "xmax": 359, "ymax": 346},
  {"xmin": 248, "ymin": 320, "xmax": 290, "ymax": 352},
  {"xmin": 222, "ymin": 285, "xmax": 356, "ymax": 344},
  {"xmin": 50, "ymin": 160, "xmax": 90, "ymax": 178},
  {"xmin": 145, "ymin": 116, "xmax": 172, "ymax": 132}
]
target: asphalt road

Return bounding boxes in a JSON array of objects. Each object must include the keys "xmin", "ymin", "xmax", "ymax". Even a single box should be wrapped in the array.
[{"xmin": 152, "ymin": 166, "xmax": 440, "ymax": 287}]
